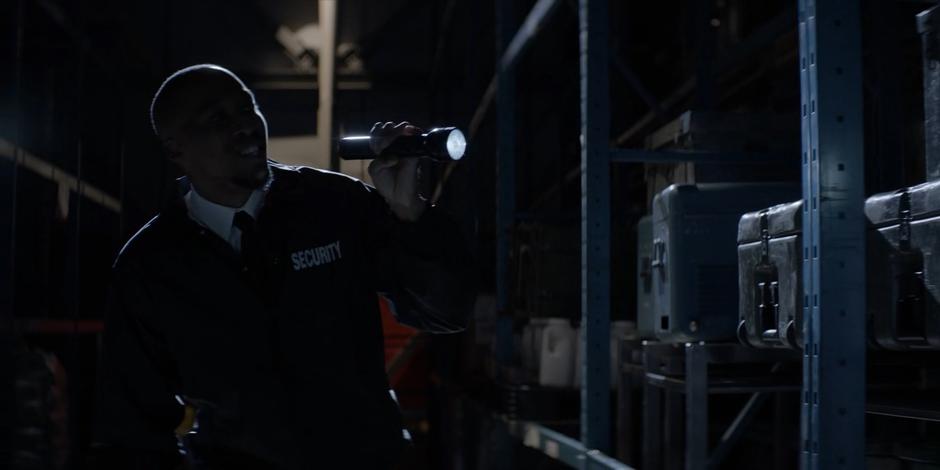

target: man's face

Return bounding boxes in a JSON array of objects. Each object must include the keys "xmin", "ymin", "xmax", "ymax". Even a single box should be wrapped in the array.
[{"xmin": 165, "ymin": 72, "xmax": 270, "ymax": 190}]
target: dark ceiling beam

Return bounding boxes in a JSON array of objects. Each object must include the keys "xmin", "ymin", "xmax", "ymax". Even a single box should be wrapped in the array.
[
  {"xmin": 467, "ymin": 0, "xmax": 563, "ymax": 141},
  {"xmin": 528, "ymin": 4, "xmax": 799, "ymax": 212},
  {"xmin": 34, "ymin": 0, "xmax": 125, "ymax": 88},
  {"xmin": 610, "ymin": 45, "xmax": 666, "ymax": 122},
  {"xmin": 428, "ymin": 0, "xmax": 460, "ymax": 89},
  {"xmin": 432, "ymin": 0, "xmax": 564, "ymax": 204},
  {"xmin": 498, "ymin": 0, "xmax": 562, "ymax": 72},
  {"xmin": 247, "ymin": 0, "xmax": 317, "ymax": 72},
  {"xmin": 358, "ymin": 0, "xmax": 430, "ymax": 58},
  {"xmin": 614, "ymin": 4, "xmax": 796, "ymax": 145}
]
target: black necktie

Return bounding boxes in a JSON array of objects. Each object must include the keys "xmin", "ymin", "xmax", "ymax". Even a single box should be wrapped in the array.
[{"xmin": 233, "ymin": 211, "xmax": 261, "ymax": 270}]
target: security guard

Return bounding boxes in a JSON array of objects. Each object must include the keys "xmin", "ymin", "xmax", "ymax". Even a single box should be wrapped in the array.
[{"xmin": 94, "ymin": 64, "xmax": 473, "ymax": 469}]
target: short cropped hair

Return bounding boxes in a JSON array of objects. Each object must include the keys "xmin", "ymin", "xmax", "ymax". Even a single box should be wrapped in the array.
[{"xmin": 149, "ymin": 64, "xmax": 246, "ymax": 137}]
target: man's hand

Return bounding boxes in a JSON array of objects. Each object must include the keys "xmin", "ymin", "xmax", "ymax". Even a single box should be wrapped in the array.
[{"xmin": 368, "ymin": 121, "xmax": 427, "ymax": 222}]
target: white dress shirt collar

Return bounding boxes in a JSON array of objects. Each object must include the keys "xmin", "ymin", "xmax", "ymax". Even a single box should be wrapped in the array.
[{"xmin": 184, "ymin": 186, "xmax": 267, "ymax": 249}]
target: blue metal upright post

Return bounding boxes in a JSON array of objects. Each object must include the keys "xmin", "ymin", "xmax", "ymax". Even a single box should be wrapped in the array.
[
  {"xmin": 494, "ymin": 0, "xmax": 516, "ymax": 364},
  {"xmin": 579, "ymin": 0, "xmax": 611, "ymax": 454},
  {"xmin": 797, "ymin": 0, "xmax": 866, "ymax": 468}
]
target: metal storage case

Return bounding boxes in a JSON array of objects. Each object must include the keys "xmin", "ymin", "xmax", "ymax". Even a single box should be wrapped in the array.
[
  {"xmin": 866, "ymin": 180, "xmax": 940, "ymax": 350},
  {"xmin": 636, "ymin": 215, "xmax": 654, "ymax": 338},
  {"xmin": 737, "ymin": 200, "xmax": 803, "ymax": 349},
  {"xmin": 919, "ymin": 5, "xmax": 940, "ymax": 181},
  {"xmin": 651, "ymin": 183, "xmax": 800, "ymax": 342}
]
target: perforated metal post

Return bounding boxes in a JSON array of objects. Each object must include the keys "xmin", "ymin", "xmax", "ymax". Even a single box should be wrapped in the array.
[
  {"xmin": 643, "ymin": 349, "xmax": 663, "ymax": 469},
  {"xmin": 2, "ymin": 0, "xmax": 24, "ymax": 327},
  {"xmin": 797, "ymin": 1, "xmax": 866, "ymax": 468},
  {"xmin": 685, "ymin": 344, "xmax": 708, "ymax": 470},
  {"xmin": 493, "ymin": 0, "xmax": 517, "ymax": 367},
  {"xmin": 579, "ymin": 0, "xmax": 611, "ymax": 453}
]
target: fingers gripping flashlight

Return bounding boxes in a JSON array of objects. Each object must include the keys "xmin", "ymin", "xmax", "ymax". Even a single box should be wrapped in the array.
[{"xmin": 336, "ymin": 127, "xmax": 467, "ymax": 162}]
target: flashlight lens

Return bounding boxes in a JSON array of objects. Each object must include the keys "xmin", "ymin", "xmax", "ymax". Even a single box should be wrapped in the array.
[{"xmin": 446, "ymin": 129, "xmax": 467, "ymax": 160}]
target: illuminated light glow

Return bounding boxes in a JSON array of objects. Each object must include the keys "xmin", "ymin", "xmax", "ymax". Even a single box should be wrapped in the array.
[{"xmin": 446, "ymin": 128, "xmax": 467, "ymax": 160}]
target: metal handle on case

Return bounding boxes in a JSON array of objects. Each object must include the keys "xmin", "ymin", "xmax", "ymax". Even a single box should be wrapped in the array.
[
  {"xmin": 761, "ymin": 329, "xmax": 782, "ymax": 343},
  {"xmin": 782, "ymin": 320, "xmax": 799, "ymax": 348},
  {"xmin": 651, "ymin": 238, "xmax": 666, "ymax": 268},
  {"xmin": 738, "ymin": 320, "xmax": 754, "ymax": 347}
]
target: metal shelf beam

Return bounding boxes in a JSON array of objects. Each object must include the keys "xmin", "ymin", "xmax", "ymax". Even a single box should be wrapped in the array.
[
  {"xmin": 503, "ymin": 417, "xmax": 635, "ymax": 470},
  {"xmin": 496, "ymin": 0, "xmax": 516, "ymax": 364},
  {"xmin": 579, "ymin": 0, "xmax": 612, "ymax": 454},
  {"xmin": 500, "ymin": 0, "xmax": 563, "ymax": 73},
  {"xmin": 609, "ymin": 148, "xmax": 788, "ymax": 164},
  {"xmin": 797, "ymin": 0, "xmax": 866, "ymax": 468},
  {"xmin": 0, "ymin": 140, "xmax": 121, "ymax": 214}
]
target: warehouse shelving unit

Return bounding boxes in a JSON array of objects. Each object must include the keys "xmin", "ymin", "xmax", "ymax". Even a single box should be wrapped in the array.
[
  {"xmin": 0, "ymin": 0, "xmax": 885, "ymax": 467},
  {"xmin": 490, "ymin": 0, "xmax": 868, "ymax": 469},
  {"xmin": 640, "ymin": 343, "xmax": 800, "ymax": 470},
  {"xmin": 492, "ymin": 0, "xmax": 631, "ymax": 467}
]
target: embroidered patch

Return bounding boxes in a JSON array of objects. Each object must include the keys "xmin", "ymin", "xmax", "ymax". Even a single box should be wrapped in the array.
[{"xmin": 290, "ymin": 241, "xmax": 342, "ymax": 271}]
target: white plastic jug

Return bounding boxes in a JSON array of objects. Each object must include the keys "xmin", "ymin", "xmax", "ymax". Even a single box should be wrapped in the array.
[
  {"xmin": 538, "ymin": 318, "xmax": 576, "ymax": 387},
  {"xmin": 522, "ymin": 318, "xmax": 550, "ymax": 382}
]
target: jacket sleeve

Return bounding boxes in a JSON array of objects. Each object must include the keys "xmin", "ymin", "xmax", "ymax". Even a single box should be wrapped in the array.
[
  {"xmin": 94, "ymin": 260, "xmax": 184, "ymax": 468},
  {"xmin": 357, "ymin": 181, "xmax": 475, "ymax": 333}
]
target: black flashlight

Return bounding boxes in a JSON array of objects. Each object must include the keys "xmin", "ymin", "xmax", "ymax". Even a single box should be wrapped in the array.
[{"xmin": 336, "ymin": 127, "xmax": 467, "ymax": 162}]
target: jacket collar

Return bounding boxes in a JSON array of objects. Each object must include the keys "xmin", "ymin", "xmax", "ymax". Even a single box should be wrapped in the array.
[{"xmin": 162, "ymin": 161, "xmax": 300, "ymax": 227}]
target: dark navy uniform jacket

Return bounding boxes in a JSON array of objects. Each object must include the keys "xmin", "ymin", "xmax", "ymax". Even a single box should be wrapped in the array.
[{"xmin": 95, "ymin": 162, "xmax": 473, "ymax": 469}]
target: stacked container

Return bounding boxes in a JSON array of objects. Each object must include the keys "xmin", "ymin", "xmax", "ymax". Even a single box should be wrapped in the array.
[
  {"xmin": 651, "ymin": 183, "xmax": 799, "ymax": 342},
  {"xmin": 736, "ymin": 201, "xmax": 803, "ymax": 348},
  {"xmin": 866, "ymin": 182, "xmax": 940, "ymax": 350},
  {"xmin": 635, "ymin": 215, "xmax": 655, "ymax": 339}
]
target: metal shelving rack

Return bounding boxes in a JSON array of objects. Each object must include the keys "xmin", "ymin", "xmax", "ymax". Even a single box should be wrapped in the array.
[
  {"xmin": 493, "ymin": 0, "xmax": 630, "ymax": 467},
  {"xmin": 489, "ymin": 0, "xmax": 632, "ymax": 466},
  {"xmin": 491, "ymin": 0, "xmax": 868, "ymax": 468}
]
